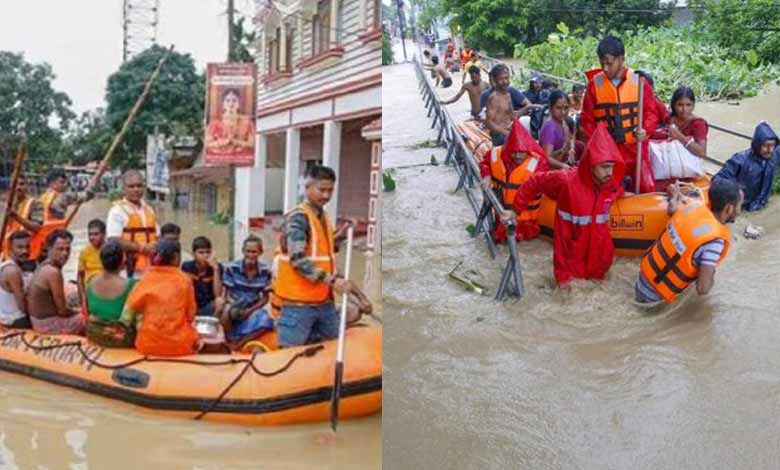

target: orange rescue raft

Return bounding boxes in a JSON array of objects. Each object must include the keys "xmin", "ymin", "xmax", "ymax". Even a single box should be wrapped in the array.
[
  {"xmin": 0, "ymin": 325, "xmax": 382, "ymax": 426},
  {"xmin": 457, "ymin": 120, "xmax": 710, "ymax": 257}
]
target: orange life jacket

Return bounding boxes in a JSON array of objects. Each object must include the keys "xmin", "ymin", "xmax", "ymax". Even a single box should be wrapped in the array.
[
  {"xmin": 39, "ymin": 189, "xmax": 60, "ymax": 223},
  {"xmin": 640, "ymin": 201, "xmax": 730, "ymax": 303},
  {"xmin": 115, "ymin": 200, "xmax": 158, "ymax": 273},
  {"xmin": 2, "ymin": 197, "xmax": 62, "ymax": 261},
  {"xmin": 592, "ymin": 68, "xmax": 640, "ymax": 144},
  {"xmin": 489, "ymin": 146, "xmax": 542, "ymax": 222},
  {"xmin": 272, "ymin": 202, "xmax": 335, "ymax": 305}
]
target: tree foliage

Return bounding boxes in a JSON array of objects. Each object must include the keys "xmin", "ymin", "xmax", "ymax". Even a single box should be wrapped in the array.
[
  {"xmin": 231, "ymin": 16, "xmax": 257, "ymax": 63},
  {"xmin": 439, "ymin": 0, "xmax": 673, "ymax": 55},
  {"xmin": 62, "ymin": 108, "xmax": 113, "ymax": 166},
  {"xmin": 104, "ymin": 45, "xmax": 205, "ymax": 169},
  {"xmin": 516, "ymin": 24, "xmax": 778, "ymax": 101},
  {"xmin": 383, "ymin": 31, "xmax": 395, "ymax": 65},
  {"xmin": 690, "ymin": 0, "xmax": 780, "ymax": 65},
  {"xmin": 0, "ymin": 51, "xmax": 75, "ymax": 174}
]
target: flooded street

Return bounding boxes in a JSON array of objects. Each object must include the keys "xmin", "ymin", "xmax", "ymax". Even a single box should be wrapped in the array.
[
  {"xmin": 0, "ymin": 199, "xmax": 381, "ymax": 469},
  {"xmin": 383, "ymin": 51, "xmax": 780, "ymax": 469}
]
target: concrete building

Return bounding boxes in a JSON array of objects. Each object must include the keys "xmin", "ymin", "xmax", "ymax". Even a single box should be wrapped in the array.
[{"xmin": 234, "ymin": 0, "xmax": 382, "ymax": 253}]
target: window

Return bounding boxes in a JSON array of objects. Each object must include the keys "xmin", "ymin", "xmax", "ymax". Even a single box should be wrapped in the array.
[
  {"xmin": 267, "ymin": 27, "xmax": 280, "ymax": 73},
  {"xmin": 312, "ymin": 0, "xmax": 331, "ymax": 56}
]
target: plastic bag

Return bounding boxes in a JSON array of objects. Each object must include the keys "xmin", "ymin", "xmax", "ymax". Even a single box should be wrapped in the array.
[{"xmin": 649, "ymin": 139, "xmax": 704, "ymax": 179}]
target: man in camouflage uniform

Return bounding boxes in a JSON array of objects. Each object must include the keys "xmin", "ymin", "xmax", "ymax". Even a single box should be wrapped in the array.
[{"xmin": 272, "ymin": 165, "xmax": 353, "ymax": 347}]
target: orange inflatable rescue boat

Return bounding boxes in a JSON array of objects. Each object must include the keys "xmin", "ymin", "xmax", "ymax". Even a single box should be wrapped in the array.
[
  {"xmin": 0, "ymin": 324, "xmax": 382, "ymax": 426},
  {"xmin": 457, "ymin": 120, "xmax": 711, "ymax": 257}
]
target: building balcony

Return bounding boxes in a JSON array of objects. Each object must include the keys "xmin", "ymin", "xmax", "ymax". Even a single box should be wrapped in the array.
[
  {"xmin": 357, "ymin": 29, "xmax": 382, "ymax": 44},
  {"xmin": 298, "ymin": 46, "xmax": 345, "ymax": 71},
  {"xmin": 261, "ymin": 70, "xmax": 294, "ymax": 87}
]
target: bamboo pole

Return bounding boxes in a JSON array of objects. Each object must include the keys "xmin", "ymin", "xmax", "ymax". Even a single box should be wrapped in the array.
[
  {"xmin": 635, "ymin": 76, "xmax": 644, "ymax": 194},
  {"xmin": 65, "ymin": 45, "xmax": 175, "ymax": 228},
  {"xmin": 0, "ymin": 141, "xmax": 27, "ymax": 254}
]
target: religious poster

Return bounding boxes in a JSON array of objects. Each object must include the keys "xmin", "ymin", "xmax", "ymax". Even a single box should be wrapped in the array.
[
  {"xmin": 146, "ymin": 134, "xmax": 170, "ymax": 194},
  {"xmin": 204, "ymin": 63, "xmax": 257, "ymax": 166}
]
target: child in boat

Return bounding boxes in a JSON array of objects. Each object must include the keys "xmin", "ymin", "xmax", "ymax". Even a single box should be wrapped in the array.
[
  {"xmin": 181, "ymin": 236, "xmax": 224, "ymax": 317},
  {"xmin": 77, "ymin": 219, "xmax": 106, "ymax": 311},
  {"xmin": 160, "ymin": 223, "xmax": 181, "ymax": 242},
  {"xmin": 120, "ymin": 239, "xmax": 198, "ymax": 356},
  {"xmin": 220, "ymin": 236, "xmax": 274, "ymax": 347},
  {"xmin": 27, "ymin": 230, "xmax": 85, "ymax": 335},
  {"xmin": 86, "ymin": 240, "xmax": 136, "ymax": 347}
]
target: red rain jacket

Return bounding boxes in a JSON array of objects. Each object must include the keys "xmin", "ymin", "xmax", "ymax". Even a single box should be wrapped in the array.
[
  {"xmin": 480, "ymin": 120, "xmax": 549, "ymax": 241},
  {"xmin": 580, "ymin": 68, "xmax": 659, "ymax": 193},
  {"xmin": 512, "ymin": 125, "xmax": 626, "ymax": 285}
]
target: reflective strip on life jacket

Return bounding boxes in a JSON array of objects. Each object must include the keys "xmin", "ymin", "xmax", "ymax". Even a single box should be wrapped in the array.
[
  {"xmin": 592, "ymin": 69, "xmax": 640, "ymax": 144},
  {"xmin": 639, "ymin": 202, "xmax": 730, "ymax": 303}
]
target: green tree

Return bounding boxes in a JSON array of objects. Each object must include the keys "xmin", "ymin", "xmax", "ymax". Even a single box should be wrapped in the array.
[
  {"xmin": 104, "ymin": 45, "xmax": 205, "ymax": 169},
  {"xmin": 690, "ymin": 0, "xmax": 780, "ymax": 65},
  {"xmin": 439, "ymin": 0, "xmax": 672, "ymax": 56},
  {"xmin": 231, "ymin": 16, "xmax": 257, "ymax": 63},
  {"xmin": 0, "ymin": 51, "xmax": 75, "ymax": 174},
  {"xmin": 62, "ymin": 108, "xmax": 113, "ymax": 166},
  {"xmin": 383, "ymin": 31, "xmax": 395, "ymax": 65}
]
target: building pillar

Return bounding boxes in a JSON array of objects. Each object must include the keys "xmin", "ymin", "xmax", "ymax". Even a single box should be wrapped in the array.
[
  {"xmin": 284, "ymin": 127, "xmax": 301, "ymax": 212},
  {"xmin": 361, "ymin": 119, "xmax": 381, "ymax": 306},
  {"xmin": 233, "ymin": 133, "xmax": 268, "ymax": 257},
  {"xmin": 322, "ymin": 120, "xmax": 342, "ymax": 222},
  {"xmin": 329, "ymin": 0, "xmax": 339, "ymax": 45},
  {"xmin": 297, "ymin": 16, "xmax": 304, "ymax": 62}
]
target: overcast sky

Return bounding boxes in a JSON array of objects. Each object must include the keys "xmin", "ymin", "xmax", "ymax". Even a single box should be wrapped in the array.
[{"xmin": 0, "ymin": 0, "xmax": 256, "ymax": 114}]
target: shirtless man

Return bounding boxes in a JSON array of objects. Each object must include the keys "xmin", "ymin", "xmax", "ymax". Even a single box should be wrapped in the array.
[
  {"xmin": 0, "ymin": 231, "xmax": 33, "ymax": 328},
  {"xmin": 424, "ymin": 56, "xmax": 453, "ymax": 88},
  {"xmin": 27, "ymin": 230, "xmax": 84, "ymax": 335},
  {"xmin": 485, "ymin": 64, "xmax": 541, "ymax": 146},
  {"xmin": 440, "ymin": 66, "xmax": 490, "ymax": 119}
]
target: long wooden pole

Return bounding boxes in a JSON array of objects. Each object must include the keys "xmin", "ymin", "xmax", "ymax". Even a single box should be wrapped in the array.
[
  {"xmin": 64, "ymin": 45, "xmax": 175, "ymax": 228},
  {"xmin": 330, "ymin": 226, "xmax": 354, "ymax": 432},
  {"xmin": 0, "ymin": 141, "xmax": 27, "ymax": 254},
  {"xmin": 635, "ymin": 76, "xmax": 644, "ymax": 194}
]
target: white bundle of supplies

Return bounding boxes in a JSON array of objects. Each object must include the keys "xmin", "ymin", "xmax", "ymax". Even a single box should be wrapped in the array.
[{"xmin": 648, "ymin": 139, "xmax": 704, "ymax": 180}]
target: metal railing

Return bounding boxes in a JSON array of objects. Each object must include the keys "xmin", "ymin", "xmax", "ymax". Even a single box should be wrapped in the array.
[{"xmin": 414, "ymin": 57, "xmax": 525, "ymax": 301}]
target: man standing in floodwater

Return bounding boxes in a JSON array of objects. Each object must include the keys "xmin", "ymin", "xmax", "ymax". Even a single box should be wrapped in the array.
[
  {"xmin": 635, "ymin": 179, "xmax": 742, "ymax": 305},
  {"xmin": 580, "ymin": 36, "xmax": 659, "ymax": 193},
  {"xmin": 439, "ymin": 65, "xmax": 490, "ymax": 119},
  {"xmin": 503, "ymin": 124, "xmax": 625, "ymax": 286},
  {"xmin": 713, "ymin": 122, "xmax": 780, "ymax": 212}
]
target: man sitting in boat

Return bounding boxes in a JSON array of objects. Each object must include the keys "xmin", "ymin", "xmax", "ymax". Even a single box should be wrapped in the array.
[
  {"xmin": 160, "ymin": 222, "xmax": 181, "ymax": 243},
  {"xmin": 503, "ymin": 124, "xmax": 626, "ymax": 286},
  {"xmin": 580, "ymin": 36, "xmax": 659, "ymax": 193},
  {"xmin": 635, "ymin": 179, "xmax": 742, "ymax": 305},
  {"xmin": 440, "ymin": 65, "xmax": 490, "ymax": 120},
  {"xmin": 713, "ymin": 122, "xmax": 779, "ymax": 212},
  {"xmin": 27, "ymin": 230, "xmax": 85, "ymax": 335},
  {"xmin": 273, "ymin": 165, "xmax": 352, "ymax": 348},
  {"xmin": 485, "ymin": 64, "xmax": 540, "ymax": 147},
  {"xmin": 220, "ymin": 235, "xmax": 274, "ymax": 347},
  {"xmin": 106, "ymin": 170, "xmax": 159, "ymax": 278},
  {"xmin": 3, "ymin": 176, "xmax": 43, "ymax": 259},
  {"xmin": 0, "ymin": 231, "xmax": 34, "ymax": 329},
  {"xmin": 120, "ymin": 239, "xmax": 198, "ymax": 356},
  {"xmin": 480, "ymin": 120, "xmax": 550, "ymax": 242}
]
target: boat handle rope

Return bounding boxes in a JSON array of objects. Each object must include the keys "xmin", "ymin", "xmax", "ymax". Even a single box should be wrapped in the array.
[{"xmin": 0, "ymin": 329, "xmax": 325, "ymax": 418}]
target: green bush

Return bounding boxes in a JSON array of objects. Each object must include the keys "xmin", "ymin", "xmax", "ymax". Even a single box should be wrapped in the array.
[
  {"xmin": 382, "ymin": 31, "xmax": 394, "ymax": 65},
  {"xmin": 513, "ymin": 24, "xmax": 779, "ymax": 101},
  {"xmin": 690, "ymin": 0, "xmax": 780, "ymax": 65}
]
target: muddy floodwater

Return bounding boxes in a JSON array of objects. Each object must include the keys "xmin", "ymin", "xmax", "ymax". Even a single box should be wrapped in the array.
[
  {"xmin": 0, "ymin": 199, "xmax": 381, "ymax": 469},
  {"xmin": 383, "ymin": 53, "xmax": 780, "ymax": 469}
]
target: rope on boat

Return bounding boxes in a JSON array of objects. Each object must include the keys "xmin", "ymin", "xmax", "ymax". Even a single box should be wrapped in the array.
[{"xmin": 0, "ymin": 329, "xmax": 325, "ymax": 419}]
